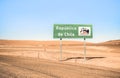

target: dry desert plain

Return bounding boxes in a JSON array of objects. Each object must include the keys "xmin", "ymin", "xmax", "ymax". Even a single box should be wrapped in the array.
[{"xmin": 0, "ymin": 40, "xmax": 120, "ymax": 78}]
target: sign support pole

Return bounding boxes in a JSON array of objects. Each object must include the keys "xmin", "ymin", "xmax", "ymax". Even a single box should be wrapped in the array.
[
  {"xmin": 84, "ymin": 37, "xmax": 86, "ymax": 61},
  {"xmin": 60, "ymin": 38, "xmax": 62, "ymax": 61}
]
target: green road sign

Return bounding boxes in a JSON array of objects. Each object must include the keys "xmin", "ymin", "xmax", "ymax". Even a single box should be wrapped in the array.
[{"xmin": 53, "ymin": 24, "xmax": 93, "ymax": 38}]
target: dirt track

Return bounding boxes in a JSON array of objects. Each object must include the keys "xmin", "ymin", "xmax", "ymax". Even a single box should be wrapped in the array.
[{"xmin": 0, "ymin": 55, "xmax": 120, "ymax": 78}]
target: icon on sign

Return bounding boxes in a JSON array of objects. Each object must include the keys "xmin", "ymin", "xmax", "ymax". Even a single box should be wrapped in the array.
[{"xmin": 78, "ymin": 27, "xmax": 91, "ymax": 36}]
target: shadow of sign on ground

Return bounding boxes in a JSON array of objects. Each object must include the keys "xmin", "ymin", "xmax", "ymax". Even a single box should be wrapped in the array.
[{"xmin": 62, "ymin": 56, "xmax": 105, "ymax": 61}]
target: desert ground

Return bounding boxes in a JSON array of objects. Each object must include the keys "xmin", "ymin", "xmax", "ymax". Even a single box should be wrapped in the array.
[{"xmin": 0, "ymin": 40, "xmax": 120, "ymax": 78}]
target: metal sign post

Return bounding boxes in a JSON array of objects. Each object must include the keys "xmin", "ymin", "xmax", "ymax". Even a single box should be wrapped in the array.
[
  {"xmin": 60, "ymin": 38, "xmax": 62, "ymax": 61},
  {"xmin": 84, "ymin": 37, "xmax": 86, "ymax": 61}
]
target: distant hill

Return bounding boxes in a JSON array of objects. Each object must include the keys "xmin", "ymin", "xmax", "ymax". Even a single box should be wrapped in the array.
[
  {"xmin": 97, "ymin": 40, "xmax": 120, "ymax": 46},
  {"xmin": 0, "ymin": 40, "xmax": 92, "ymax": 46},
  {"xmin": 0, "ymin": 39, "xmax": 119, "ymax": 46}
]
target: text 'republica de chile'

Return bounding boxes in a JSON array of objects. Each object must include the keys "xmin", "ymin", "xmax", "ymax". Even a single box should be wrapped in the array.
[{"xmin": 55, "ymin": 26, "xmax": 77, "ymax": 37}]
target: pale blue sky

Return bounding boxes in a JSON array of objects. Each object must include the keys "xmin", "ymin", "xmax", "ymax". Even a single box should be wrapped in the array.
[{"xmin": 0, "ymin": 0, "xmax": 120, "ymax": 42}]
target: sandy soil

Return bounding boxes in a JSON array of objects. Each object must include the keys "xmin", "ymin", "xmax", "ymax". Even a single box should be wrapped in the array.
[
  {"xmin": 0, "ymin": 40, "xmax": 120, "ymax": 78},
  {"xmin": 0, "ymin": 55, "xmax": 120, "ymax": 78}
]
